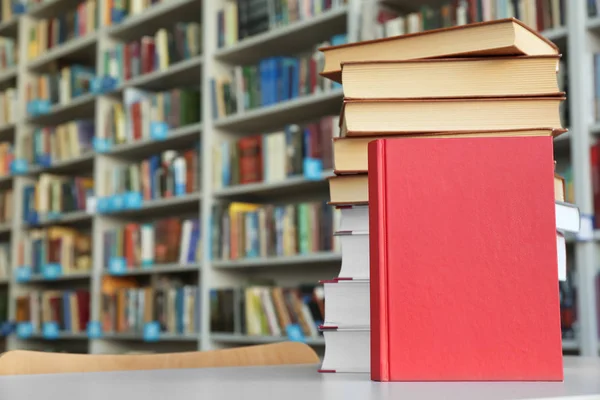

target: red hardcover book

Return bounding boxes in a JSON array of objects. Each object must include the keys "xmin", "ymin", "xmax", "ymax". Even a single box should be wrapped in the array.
[
  {"xmin": 368, "ymin": 136, "xmax": 562, "ymax": 382},
  {"xmin": 238, "ymin": 136, "xmax": 263, "ymax": 184}
]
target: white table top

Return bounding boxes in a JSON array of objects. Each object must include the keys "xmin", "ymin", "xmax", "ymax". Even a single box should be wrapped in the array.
[{"xmin": 0, "ymin": 356, "xmax": 599, "ymax": 400}]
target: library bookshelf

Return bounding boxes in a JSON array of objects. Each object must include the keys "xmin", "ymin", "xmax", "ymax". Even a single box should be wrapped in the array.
[{"xmin": 0, "ymin": 0, "xmax": 596, "ymax": 357}]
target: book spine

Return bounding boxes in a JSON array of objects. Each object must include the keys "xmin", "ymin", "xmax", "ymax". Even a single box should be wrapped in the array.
[{"xmin": 368, "ymin": 139, "xmax": 389, "ymax": 382}]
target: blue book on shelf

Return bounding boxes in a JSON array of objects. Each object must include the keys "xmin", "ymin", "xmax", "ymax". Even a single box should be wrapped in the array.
[
  {"xmin": 221, "ymin": 141, "xmax": 230, "ymax": 187},
  {"xmin": 275, "ymin": 57, "xmax": 284, "ymax": 103},
  {"xmin": 275, "ymin": 207, "xmax": 285, "ymax": 256},
  {"xmin": 187, "ymin": 220, "xmax": 200, "ymax": 263},
  {"xmin": 259, "ymin": 59, "xmax": 269, "ymax": 106},
  {"xmin": 291, "ymin": 58, "xmax": 299, "ymax": 99},
  {"xmin": 281, "ymin": 58, "xmax": 292, "ymax": 101},
  {"xmin": 62, "ymin": 292, "xmax": 72, "ymax": 332}
]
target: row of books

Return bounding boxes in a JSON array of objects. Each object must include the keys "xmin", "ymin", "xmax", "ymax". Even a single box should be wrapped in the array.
[
  {"xmin": 27, "ymin": 0, "xmax": 98, "ymax": 61},
  {"xmin": 102, "ymin": 147, "xmax": 200, "ymax": 201},
  {"xmin": 212, "ymin": 40, "xmax": 344, "ymax": 118},
  {"xmin": 27, "ymin": 65, "xmax": 95, "ymax": 108},
  {"xmin": 22, "ymin": 174, "xmax": 94, "ymax": 221},
  {"xmin": 17, "ymin": 227, "xmax": 92, "ymax": 275},
  {"xmin": 0, "ymin": 188, "xmax": 13, "ymax": 225},
  {"xmin": 0, "ymin": 88, "xmax": 16, "ymax": 127},
  {"xmin": 0, "ymin": 243, "xmax": 9, "ymax": 280},
  {"xmin": 213, "ymin": 116, "xmax": 337, "ymax": 189},
  {"xmin": 210, "ymin": 284, "xmax": 324, "ymax": 338},
  {"xmin": 102, "ymin": 22, "xmax": 202, "ymax": 82},
  {"xmin": 101, "ymin": 88, "xmax": 201, "ymax": 147},
  {"xmin": 0, "ymin": 37, "xmax": 17, "ymax": 70},
  {"xmin": 211, "ymin": 201, "xmax": 339, "ymax": 261},
  {"xmin": 101, "ymin": 276, "xmax": 199, "ymax": 335},
  {"xmin": 0, "ymin": 142, "xmax": 13, "ymax": 178},
  {"xmin": 103, "ymin": 218, "xmax": 201, "ymax": 270},
  {"xmin": 15, "ymin": 290, "xmax": 91, "ymax": 334},
  {"xmin": 217, "ymin": 0, "xmax": 347, "ymax": 48},
  {"xmin": 21, "ymin": 120, "xmax": 95, "ymax": 168},
  {"xmin": 375, "ymin": 0, "xmax": 565, "ymax": 37}
]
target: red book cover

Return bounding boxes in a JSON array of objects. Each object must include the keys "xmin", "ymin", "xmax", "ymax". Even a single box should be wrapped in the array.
[
  {"xmin": 131, "ymin": 102, "xmax": 142, "ymax": 141},
  {"xmin": 368, "ymin": 136, "xmax": 562, "ymax": 382},
  {"xmin": 76, "ymin": 290, "xmax": 90, "ymax": 331},
  {"xmin": 124, "ymin": 224, "xmax": 136, "ymax": 267},
  {"xmin": 238, "ymin": 136, "xmax": 263, "ymax": 184}
]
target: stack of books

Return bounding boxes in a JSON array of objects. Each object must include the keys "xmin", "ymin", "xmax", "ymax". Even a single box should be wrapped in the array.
[{"xmin": 318, "ymin": 18, "xmax": 578, "ymax": 379}]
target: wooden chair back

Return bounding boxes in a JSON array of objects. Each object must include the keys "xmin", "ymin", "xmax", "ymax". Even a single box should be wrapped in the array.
[{"xmin": 0, "ymin": 342, "xmax": 319, "ymax": 375}]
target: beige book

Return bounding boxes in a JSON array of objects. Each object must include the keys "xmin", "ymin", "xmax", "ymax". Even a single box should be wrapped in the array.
[
  {"xmin": 320, "ymin": 18, "xmax": 558, "ymax": 83},
  {"xmin": 341, "ymin": 56, "xmax": 561, "ymax": 99},
  {"xmin": 330, "ymin": 168, "xmax": 566, "ymax": 204},
  {"xmin": 341, "ymin": 96, "xmax": 564, "ymax": 136},
  {"xmin": 333, "ymin": 129, "xmax": 562, "ymax": 173}
]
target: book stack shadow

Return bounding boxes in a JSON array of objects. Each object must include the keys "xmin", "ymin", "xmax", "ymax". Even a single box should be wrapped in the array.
[{"xmin": 317, "ymin": 18, "xmax": 580, "ymax": 380}]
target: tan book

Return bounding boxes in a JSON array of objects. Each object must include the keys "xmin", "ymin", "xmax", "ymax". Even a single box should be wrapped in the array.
[
  {"xmin": 329, "ymin": 174, "xmax": 368, "ymax": 205},
  {"xmin": 333, "ymin": 129, "xmax": 563, "ymax": 173},
  {"xmin": 320, "ymin": 18, "xmax": 558, "ymax": 83},
  {"xmin": 341, "ymin": 96, "xmax": 565, "ymax": 136},
  {"xmin": 341, "ymin": 56, "xmax": 561, "ymax": 99},
  {"xmin": 555, "ymin": 173, "xmax": 565, "ymax": 202},
  {"xmin": 330, "ymin": 166, "xmax": 567, "ymax": 204}
]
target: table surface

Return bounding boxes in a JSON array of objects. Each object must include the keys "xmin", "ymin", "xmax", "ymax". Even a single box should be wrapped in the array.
[{"xmin": 0, "ymin": 356, "xmax": 599, "ymax": 400}]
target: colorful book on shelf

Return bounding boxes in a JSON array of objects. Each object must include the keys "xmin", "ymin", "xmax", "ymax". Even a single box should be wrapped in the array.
[
  {"xmin": 102, "ymin": 22, "xmax": 201, "ymax": 81},
  {"xmin": 27, "ymin": 0, "xmax": 98, "ymax": 60},
  {"xmin": 217, "ymin": 0, "xmax": 347, "ymax": 48},
  {"xmin": 210, "ymin": 284, "xmax": 324, "ymax": 339},
  {"xmin": 100, "ymin": 276, "xmax": 199, "ymax": 335},
  {"xmin": 368, "ymin": 136, "xmax": 562, "ymax": 381},
  {"xmin": 17, "ymin": 227, "xmax": 92, "ymax": 276},
  {"xmin": 0, "ymin": 141, "xmax": 13, "ymax": 178},
  {"xmin": 373, "ymin": 0, "xmax": 565, "ymax": 40},
  {"xmin": 211, "ymin": 201, "xmax": 336, "ymax": 261},
  {"xmin": 22, "ymin": 174, "xmax": 94, "ymax": 222},
  {"xmin": 320, "ymin": 18, "xmax": 559, "ymax": 83},
  {"xmin": 26, "ymin": 66, "xmax": 95, "ymax": 108},
  {"xmin": 103, "ymin": 217, "xmax": 201, "ymax": 270},
  {"xmin": 0, "ymin": 37, "xmax": 17, "ymax": 69},
  {"xmin": 211, "ymin": 36, "xmax": 342, "ymax": 118},
  {"xmin": 213, "ymin": 116, "xmax": 337, "ymax": 189},
  {"xmin": 101, "ymin": 146, "xmax": 200, "ymax": 200},
  {"xmin": 15, "ymin": 290, "xmax": 90, "ymax": 334}
]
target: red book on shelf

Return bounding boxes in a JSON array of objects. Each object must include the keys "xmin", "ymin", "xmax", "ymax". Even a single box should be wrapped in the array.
[{"xmin": 368, "ymin": 136, "xmax": 562, "ymax": 382}]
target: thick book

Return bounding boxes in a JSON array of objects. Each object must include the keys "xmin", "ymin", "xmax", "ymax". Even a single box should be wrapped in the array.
[
  {"xmin": 319, "ymin": 327, "xmax": 370, "ymax": 373},
  {"xmin": 320, "ymin": 18, "xmax": 559, "ymax": 83},
  {"xmin": 322, "ymin": 278, "xmax": 370, "ymax": 327},
  {"xmin": 332, "ymin": 129, "xmax": 561, "ymax": 173},
  {"xmin": 368, "ymin": 136, "xmax": 562, "ymax": 381},
  {"xmin": 341, "ymin": 97, "xmax": 564, "ymax": 136},
  {"xmin": 341, "ymin": 56, "xmax": 561, "ymax": 99}
]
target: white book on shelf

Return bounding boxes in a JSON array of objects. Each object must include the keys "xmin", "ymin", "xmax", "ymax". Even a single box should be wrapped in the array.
[
  {"xmin": 320, "ymin": 327, "xmax": 370, "ymax": 373},
  {"xmin": 557, "ymin": 232, "xmax": 566, "ymax": 282},
  {"xmin": 336, "ymin": 231, "xmax": 369, "ymax": 279},
  {"xmin": 338, "ymin": 204, "xmax": 368, "ymax": 232},
  {"xmin": 179, "ymin": 219, "xmax": 193, "ymax": 265},
  {"xmin": 322, "ymin": 278, "xmax": 369, "ymax": 328},
  {"xmin": 555, "ymin": 201, "xmax": 580, "ymax": 234}
]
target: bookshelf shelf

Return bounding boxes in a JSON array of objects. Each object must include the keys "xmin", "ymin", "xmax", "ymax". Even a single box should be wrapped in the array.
[
  {"xmin": 106, "ymin": 123, "xmax": 203, "ymax": 159},
  {"xmin": 102, "ymin": 263, "xmax": 201, "ymax": 277},
  {"xmin": 24, "ymin": 271, "xmax": 92, "ymax": 283},
  {"xmin": 0, "ymin": 16, "xmax": 18, "ymax": 36},
  {"xmin": 212, "ymin": 252, "xmax": 341, "ymax": 269},
  {"xmin": 115, "ymin": 56, "xmax": 204, "ymax": 93},
  {"xmin": 27, "ymin": 153, "xmax": 95, "ymax": 176},
  {"xmin": 214, "ymin": 5, "xmax": 348, "ymax": 65},
  {"xmin": 25, "ymin": 93, "xmax": 96, "ymax": 126},
  {"xmin": 26, "ymin": 32, "xmax": 98, "ymax": 71},
  {"xmin": 213, "ymin": 89, "xmax": 343, "ymax": 132},
  {"xmin": 23, "ymin": 210, "xmax": 92, "ymax": 229},
  {"xmin": 23, "ymin": 332, "xmax": 89, "ymax": 340},
  {"xmin": 588, "ymin": 16, "xmax": 600, "ymax": 31},
  {"xmin": 562, "ymin": 338, "xmax": 579, "ymax": 351},
  {"xmin": 27, "ymin": 0, "xmax": 73, "ymax": 19},
  {"xmin": 0, "ymin": 222, "xmax": 11, "ymax": 234},
  {"xmin": 102, "ymin": 192, "xmax": 201, "ymax": 218},
  {"xmin": 210, "ymin": 333, "xmax": 325, "ymax": 346},
  {"xmin": 0, "ymin": 66, "xmax": 17, "ymax": 84},
  {"xmin": 214, "ymin": 170, "xmax": 334, "ymax": 199},
  {"xmin": 107, "ymin": 0, "xmax": 201, "ymax": 41},
  {"xmin": 541, "ymin": 27, "xmax": 568, "ymax": 42},
  {"xmin": 101, "ymin": 332, "xmax": 199, "ymax": 342}
]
